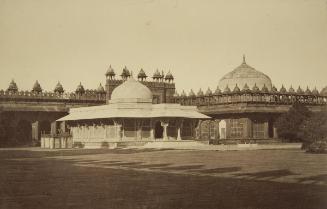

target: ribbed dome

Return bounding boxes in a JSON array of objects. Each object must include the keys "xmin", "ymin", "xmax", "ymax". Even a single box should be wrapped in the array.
[
  {"xmin": 110, "ymin": 77, "xmax": 153, "ymax": 103},
  {"xmin": 218, "ymin": 56, "xmax": 272, "ymax": 91}
]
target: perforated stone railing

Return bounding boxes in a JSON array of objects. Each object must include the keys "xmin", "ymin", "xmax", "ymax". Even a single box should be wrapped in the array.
[
  {"xmin": 175, "ymin": 92, "xmax": 327, "ymax": 106},
  {"xmin": 0, "ymin": 90, "xmax": 106, "ymax": 103}
]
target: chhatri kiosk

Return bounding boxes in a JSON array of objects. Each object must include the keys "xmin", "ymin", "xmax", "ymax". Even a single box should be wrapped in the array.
[{"xmin": 52, "ymin": 77, "xmax": 209, "ymax": 148}]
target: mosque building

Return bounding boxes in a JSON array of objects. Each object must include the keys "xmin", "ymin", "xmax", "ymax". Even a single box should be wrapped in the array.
[
  {"xmin": 42, "ymin": 77, "xmax": 209, "ymax": 148},
  {"xmin": 175, "ymin": 56, "xmax": 327, "ymax": 143},
  {"xmin": 1, "ymin": 56, "xmax": 326, "ymax": 148}
]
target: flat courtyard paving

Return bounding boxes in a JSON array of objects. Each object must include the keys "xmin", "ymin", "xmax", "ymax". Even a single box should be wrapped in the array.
[{"xmin": 0, "ymin": 148, "xmax": 326, "ymax": 209}]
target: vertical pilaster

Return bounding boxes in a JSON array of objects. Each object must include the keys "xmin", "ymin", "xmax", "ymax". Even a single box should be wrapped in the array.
[
  {"xmin": 161, "ymin": 120, "xmax": 169, "ymax": 140},
  {"xmin": 264, "ymin": 120, "xmax": 269, "ymax": 139}
]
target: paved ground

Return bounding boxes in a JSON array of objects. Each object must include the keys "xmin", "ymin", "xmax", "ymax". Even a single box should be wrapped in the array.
[{"xmin": 0, "ymin": 148, "xmax": 326, "ymax": 209}]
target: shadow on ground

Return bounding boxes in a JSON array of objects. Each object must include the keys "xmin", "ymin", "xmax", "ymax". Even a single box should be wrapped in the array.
[{"xmin": 0, "ymin": 149, "xmax": 326, "ymax": 209}]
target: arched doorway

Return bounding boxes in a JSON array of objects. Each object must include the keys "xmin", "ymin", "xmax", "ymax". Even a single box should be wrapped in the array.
[
  {"xmin": 16, "ymin": 120, "xmax": 32, "ymax": 145},
  {"xmin": 154, "ymin": 121, "xmax": 163, "ymax": 139}
]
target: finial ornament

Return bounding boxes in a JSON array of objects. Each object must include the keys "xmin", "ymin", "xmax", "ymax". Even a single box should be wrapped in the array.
[{"xmin": 242, "ymin": 54, "xmax": 246, "ymax": 64}]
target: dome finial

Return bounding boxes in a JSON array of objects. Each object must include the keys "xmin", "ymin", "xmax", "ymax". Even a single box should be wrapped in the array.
[{"xmin": 242, "ymin": 54, "xmax": 246, "ymax": 64}]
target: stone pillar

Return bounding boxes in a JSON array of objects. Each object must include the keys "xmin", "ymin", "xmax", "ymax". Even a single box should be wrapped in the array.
[
  {"xmin": 59, "ymin": 121, "xmax": 66, "ymax": 134},
  {"xmin": 51, "ymin": 121, "xmax": 57, "ymax": 135},
  {"xmin": 273, "ymin": 126, "xmax": 278, "ymax": 139},
  {"xmin": 136, "ymin": 119, "xmax": 142, "ymax": 140},
  {"xmin": 114, "ymin": 120, "xmax": 122, "ymax": 141},
  {"xmin": 161, "ymin": 121, "xmax": 169, "ymax": 141},
  {"xmin": 244, "ymin": 118, "xmax": 252, "ymax": 139},
  {"xmin": 31, "ymin": 121, "xmax": 40, "ymax": 142},
  {"xmin": 264, "ymin": 120, "xmax": 269, "ymax": 139}
]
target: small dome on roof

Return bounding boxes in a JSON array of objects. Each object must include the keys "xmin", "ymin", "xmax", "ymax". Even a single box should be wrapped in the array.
[
  {"xmin": 279, "ymin": 85, "xmax": 287, "ymax": 93},
  {"xmin": 111, "ymin": 77, "xmax": 153, "ymax": 103},
  {"xmin": 137, "ymin": 68, "xmax": 147, "ymax": 79},
  {"xmin": 242, "ymin": 83, "xmax": 251, "ymax": 93},
  {"xmin": 32, "ymin": 80, "xmax": 42, "ymax": 93},
  {"xmin": 252, "ymin": 83, "xmax": 260, "ymax": 93},
  {"xmin": 54, "ymin": 82, "xmax": 64, "ymax": 93},
  {"xmin": 7, "ymin": 79, "xmax": 18, "ymax": 92},
  {"xmin": 218, "ymin": 55, "xmax": 272, "ymax": 91},
  {"xmin": 121, "ymin": 66, "xmax": 130, "ymax": 78},
  {"xmin": 223, "ymin": 85, "xmax": 231, "ymax": 93},
  {"xmin": 271, "ymin": 85, "xmax": 278, "ymax": 93},
  {"xmin": 304, "ymin": 87, "xmax": 311, "ymax": 95},
  {"xmin": 205, "ymin": 88, "xmax": 212, "ymax": 96},
  {"xmin": 153, "ymin": 69, "xmax": 161, "ymax": 79},
  {"xmin": 197, "ymin": 88, "xmax": 204, "ymax": 96},
  {"xmin": 288, "ymin": 86, "xmax": 295, "ymax": 93},
  {"xmin": 233, "ymin": 84, "xmax": 240, "ymax": 93},
  {"xmin": 312, "ymin": 87, "xmax": 319, "ymax": 95},
  {"xmin": 97, "ymin": 83, "xmax": 105, "ymax": 93},
  {"xmin": 320, "ymin": 86, "xmax": 327, "ymax": 96},
  {"xmin": 215, "ymin": 86, "xmax": 222, "ymax": 94},
  {"xmin": 297, "ymin": 86, "xmax": 304, "ymax": 94},
  {"xmin": 105, "ymin": 65, "xmax": 115, "ymax": 77},
  {"xmin": 76, "ymin": 82, "xmax": 85, "ymax": 94},
  {"xmin": 189, "ymin": 89, "xmax": 196, "ymax": 97},
  {"xmin": 261, "ymin": 84, "xmax": 269, "ymax": 93},
  {"xmin": 165, "ymin": 71, "xmax": 174, "ymax": 80}
]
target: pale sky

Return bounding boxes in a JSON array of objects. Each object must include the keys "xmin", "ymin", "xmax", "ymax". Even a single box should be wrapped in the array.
[{"xmin": 0, "ymin": 0, "xmax": 326, "ymax": 93}]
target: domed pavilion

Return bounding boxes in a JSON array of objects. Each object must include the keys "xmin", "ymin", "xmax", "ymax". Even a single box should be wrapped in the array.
[
  {"xmin": 175, "ymin": 56, "xmax": 327, "ymax": 143},
  {"xmin": 55, "ymin": 76, "xmax": 209, "ymax": 148}
]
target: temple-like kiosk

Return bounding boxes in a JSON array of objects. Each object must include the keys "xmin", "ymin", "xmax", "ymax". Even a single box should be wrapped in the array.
[{"xmin": 43, "ymin": 77, "xmax": 209, "ymax": 148}]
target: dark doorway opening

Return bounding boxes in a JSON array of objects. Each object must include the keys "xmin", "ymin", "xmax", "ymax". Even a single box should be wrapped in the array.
[
  {"xmin": 154, "ymin": 121, "xmax": 163, "ymax": 139},
  {"xmin": 16, "ymin": 120, "xmax": 32, "ymax": 145},
  {"xmin": 40, "ymin": 120, "xmax": 51, "ymax": 137}
]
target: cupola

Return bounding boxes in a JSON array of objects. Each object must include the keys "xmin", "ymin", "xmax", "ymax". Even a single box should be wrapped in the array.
[
  {"xmin": 304, "ymin": 87, "xmax": 311, "ymax": 95},
  {"xmin": 261, "ymin": 84, "xmax": 269, "ymax": 93},
  {"xmin": 233, "ymin": 84, "xmax": 240, "ymax": 93},
  {"xmin": 97, "ymin": 83, "xmax": 105, "ymax": 93},
  {"xmin": 152, "ymin": 69, "xmax": 161, "ymax": 81},
  {"xmin": 242, "ymin": 83, "xmax": 251, "ymax": 93},
  {"xmin": 197, "ymin": 88, "xmax": 204, "ymax": 96},
  {"xmin": 279, "ymin": 85, "xmax": 287, "ymax": 94},
  {"xmin": 165, "ymin": 71, "xmax": 174, "ymax": 82},
  {"xmin": 288, "ymin": 86, "xmax": 295, "ymax": 94},
  {"xmin": 252, "ymin": 83, "xmax": 260, "ymax": 93},
  {"xmin": 223, "ymin": 85, "xmax": 231, "ymax": 93},
  {"xmin": 215, "ymin": 86, "xmax": 222, "ymax": 94},
  {"xmin": 205, "ymin": 88, "xmax": 212, "ymax": 96},
  {"xmin": 32, "ymin": 80, "xmax": 42, "ymax": 93},
  {"xmin": 75, "ymin": 82, "xmax": 85, "ymax": 95},
  {"xmin": 296, "ymin": 86, "xmax": 304, "ymax": 94},
  {"xmin": 54, "ymin": 82, "xmax": 64, "ymax": 94},
  {"xmin": 137, "ymin": 68, "xmax": 147, "ymax": 81},
  {"xmin": 121, "ymin": 66, "xmax": 130, "ymax": 80},
  {"xmin": 105, "ymin": 65, "xmax": 116, "ymax": 80},
  {"xmin": 7, "ymin": 79, "xmax": 18, "ymax": 93}
]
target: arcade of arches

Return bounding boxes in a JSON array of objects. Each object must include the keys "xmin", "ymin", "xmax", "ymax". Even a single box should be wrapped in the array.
[
  {"xmin": 197, "ymin": 115, "xmax": 277, "ymax": 142},
  {"xmin": 0, "ymin": 111, "xmax": 65, "ymax": 147}
]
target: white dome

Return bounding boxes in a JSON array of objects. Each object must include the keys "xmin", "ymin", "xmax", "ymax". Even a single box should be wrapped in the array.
[
  {"xmin": 218, "ymin": 57, "xmax": 272, "ymax": 91},
  {"xmin": 110, "ymin": 77, "xmax": 153, "ymax": 103}
]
